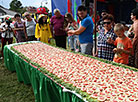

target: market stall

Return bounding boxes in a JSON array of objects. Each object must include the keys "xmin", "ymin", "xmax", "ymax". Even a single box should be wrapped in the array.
[{"xmin": 4, "ymin": 41, "xmax": 138, "ymax": 102}]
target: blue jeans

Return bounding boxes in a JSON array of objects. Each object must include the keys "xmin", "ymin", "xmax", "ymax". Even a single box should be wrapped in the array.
[
  {"xmin": 80, "ymin": 43, "xmax": 93, "ymax": 55},
  {"xmin": 68, "ymin": 35, "xmax": 79, "ymax": 50}
]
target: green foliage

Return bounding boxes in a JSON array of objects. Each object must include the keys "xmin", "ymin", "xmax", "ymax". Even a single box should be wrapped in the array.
[{"xmin": 9, "ymin": 0, "xmax": 26, "ymax": 14}]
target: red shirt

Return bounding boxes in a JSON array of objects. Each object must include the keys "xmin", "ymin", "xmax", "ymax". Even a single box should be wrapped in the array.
[{"xmin": 51, "ymin": 15, "xmax": 66, "ymax": 36}]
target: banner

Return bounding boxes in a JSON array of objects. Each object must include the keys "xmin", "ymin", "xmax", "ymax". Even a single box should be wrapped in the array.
[
  {"xmin": 52, "ymin": 0, "xmax": 67, "ymax": 15},
  {"xmin": 68, "ymin": 0, "xmax": 72, "ymax": 13},
  {"xmin": 72, "ymin": 0, "xmax": 82, "ymax": 21}
]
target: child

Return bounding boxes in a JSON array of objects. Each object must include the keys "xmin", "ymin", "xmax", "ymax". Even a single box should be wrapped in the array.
[
  {"xmin": 64, "ymin": 13, "xmax": 79, "ymax": 52},
  {"xmin": 35, "ymin": 14, "xmax": 52, "ymax": 43},
  {"xmin": 107, "ymin": 23, "xmax": 133, "ymax": 65}
]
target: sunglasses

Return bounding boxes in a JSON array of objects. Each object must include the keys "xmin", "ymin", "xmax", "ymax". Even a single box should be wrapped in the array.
[{"xmin": 103, "ymin": 22, "xmax": 111, "ymax": 25}]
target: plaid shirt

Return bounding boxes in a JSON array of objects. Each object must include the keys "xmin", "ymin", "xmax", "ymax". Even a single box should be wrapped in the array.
[{"xmin": 97, "ymin": 28, "xmax": 117, "ymax": 61}]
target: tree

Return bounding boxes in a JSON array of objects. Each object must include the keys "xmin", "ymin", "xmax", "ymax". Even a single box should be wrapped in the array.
[{"xmin": 9, "ymin": 0, "xmax": 25, "ymax": 13}]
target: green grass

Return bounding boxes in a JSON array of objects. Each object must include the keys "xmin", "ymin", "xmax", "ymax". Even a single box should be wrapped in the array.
[{"xmin": 0, "ymin": 59, "xmax": 35, "ymax": 102}]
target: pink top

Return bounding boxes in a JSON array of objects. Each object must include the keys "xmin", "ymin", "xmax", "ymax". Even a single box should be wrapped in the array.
[{"xmin": 51, "ymin": 15, "xmax": 66, "ymax": 36}]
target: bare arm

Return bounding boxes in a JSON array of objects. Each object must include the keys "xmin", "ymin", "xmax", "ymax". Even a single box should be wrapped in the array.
[
  {"xmin": 72, "ymin": 22, "xmax": 78, "ymax": 30},
  {"xmin": 50, "ymin": 24, "xmax": 55, "ymax": 38},
  {"xmin": 64, "ymin": 23, "xmax": 71, "ymax": 31},
  {"xmin": 122, "ymin": 48, "xmax": 132, "ymax": 55},
  {"xmin": 0, "ymin": 27, "xmax": 12, "ymax": 33},
  {"xmin": 0, "ymin": 28, "xmax": 6, "ymax": 32},
  {"xmin": 132, "ymin": 22, "xmax": 138, "ymax": 48},
  {"xmin": 20, "ymin": 22, "xmax": 27, "ymax": 40},
  {"xmin": 114, "ymin": 48, "xmax": 132, "ymax": 55},
  {"xmin": 67, "ymin": 25, "xmax": 86, "ymax": 35},
  {"xmin": 128, "ymin": 25, "xmax": 133, "ymax": 32},
  {"xmin": 14, "ymin": 27, "xmax": 24, "ymax": 31}
]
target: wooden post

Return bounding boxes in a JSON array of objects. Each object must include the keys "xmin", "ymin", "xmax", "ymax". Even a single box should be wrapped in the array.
[{"xmin": 94, "ymin": 0, "xmax": 97, "ymax": 54}]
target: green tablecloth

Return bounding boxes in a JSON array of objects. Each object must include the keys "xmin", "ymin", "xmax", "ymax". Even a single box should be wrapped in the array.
[{"xmin": 4, "ymin": 45, "xmax": 84, "ymax": 102}]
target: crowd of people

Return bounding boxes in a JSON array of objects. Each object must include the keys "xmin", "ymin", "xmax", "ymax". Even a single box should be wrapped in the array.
[{"xmin": 0, "ymin": 5, "xmax": 138, "ymax": 68}]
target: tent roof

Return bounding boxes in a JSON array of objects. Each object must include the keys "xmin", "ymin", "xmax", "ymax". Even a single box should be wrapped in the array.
[{"xmin": 0, "ymin": 5, "xmax": 18, "ymax": 16}]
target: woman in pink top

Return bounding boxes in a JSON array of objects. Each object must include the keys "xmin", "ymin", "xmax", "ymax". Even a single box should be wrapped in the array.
[{"xmin": 14, "ymin": 14, "xmax": 27, "ymax": 42}]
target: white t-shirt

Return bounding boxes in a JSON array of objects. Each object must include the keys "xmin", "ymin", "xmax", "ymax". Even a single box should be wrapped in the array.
[
  {"xmin": 25, "ymin": 19, "xmax": 36, "ymax": 36},
  {"xmin": 0, "ymin": 23, "xmax": 14, "ymax": 38}
]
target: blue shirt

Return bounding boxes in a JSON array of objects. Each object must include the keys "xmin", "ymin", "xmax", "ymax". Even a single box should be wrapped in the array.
[{"xmin": 79, "ymin": 15, "xmax": 93, "ymax": 44}]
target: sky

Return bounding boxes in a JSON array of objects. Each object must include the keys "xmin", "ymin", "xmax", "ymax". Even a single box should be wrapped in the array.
[{"xmin": 0, "ymin": 0, "xmax": 52, "ymax": 12}]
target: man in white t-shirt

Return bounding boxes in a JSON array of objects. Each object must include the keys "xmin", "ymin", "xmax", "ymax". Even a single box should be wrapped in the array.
[
  {"xmin": 0, "ymin": 19, "xmax": 14, "ymax": 58},
  {"xmin": 24, "ymin": 12, "xmax": 36, "ymax": 41}
]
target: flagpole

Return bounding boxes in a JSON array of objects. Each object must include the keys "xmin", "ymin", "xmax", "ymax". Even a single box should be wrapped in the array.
[{"xmin": 94, "ymin": 0, "xmax": 97, "ymax": 54}]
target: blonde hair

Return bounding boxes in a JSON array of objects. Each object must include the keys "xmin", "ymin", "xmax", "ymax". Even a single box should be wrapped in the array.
[
  {"xmin": 114, "ymin": 23, "xmax": 125, "ymax": 32},
  {"xmin": 54, "ymin": 8, "xmax": 60, "ymax": 14}
]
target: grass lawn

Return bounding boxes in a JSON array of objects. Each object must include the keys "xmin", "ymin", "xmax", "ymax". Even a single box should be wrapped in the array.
[{"xmin": 0, "ymin": 58, "xmax": 35, "ymax": 102}]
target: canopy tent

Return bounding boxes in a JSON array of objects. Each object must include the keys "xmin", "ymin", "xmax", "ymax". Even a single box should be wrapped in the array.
[
  {"xmin": 51, "ymin": 0, "xmax": 68, "ymax": 15},
  {"xmin": 51, "ymin": 0, "xmax": 82, "ymax": 18},
  {"xmin": 71, "ymin": 0, "xmax": 82, "ymax": 21}
]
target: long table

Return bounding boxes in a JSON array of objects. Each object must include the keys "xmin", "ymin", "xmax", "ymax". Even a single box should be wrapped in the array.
[
  {"xmin": 4, "ymin": 42, "xmax": 138, "ymax": 102},
  {"xmin": 4, "ymin": 42, "xmax": 85, "ymax": 102}
]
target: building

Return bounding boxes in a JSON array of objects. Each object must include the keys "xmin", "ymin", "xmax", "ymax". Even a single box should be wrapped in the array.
[{"xmin": 0, "ymin": 5, "xmax": 17, "ymax": 16}]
